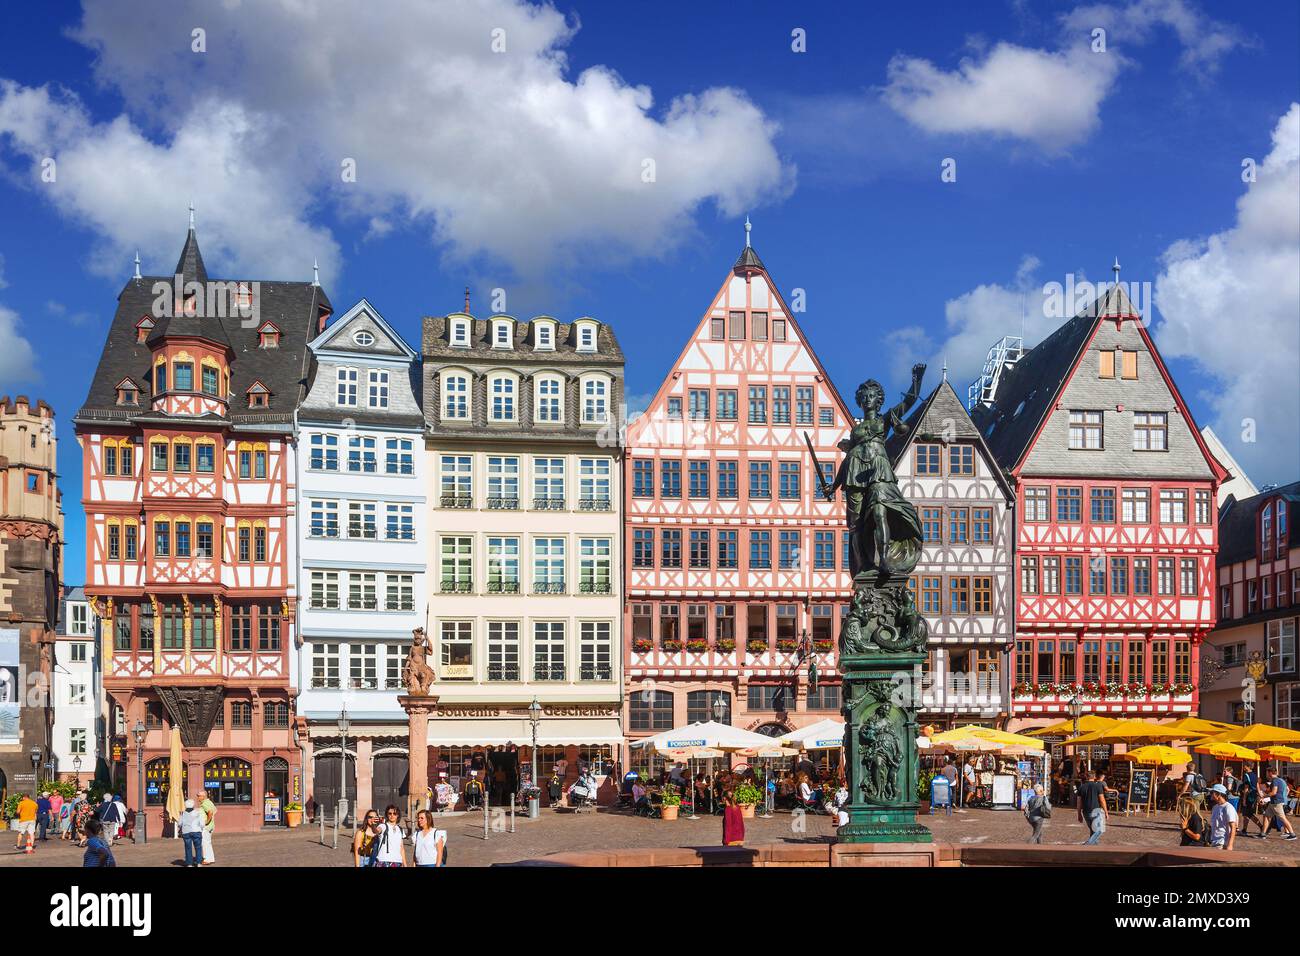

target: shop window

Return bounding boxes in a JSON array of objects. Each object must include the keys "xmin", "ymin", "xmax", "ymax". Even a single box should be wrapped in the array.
[
  {"xmin": 630, "ymin": 689, "xmax": 673, "ymax": 732},
  {"xmin": 203, "ymin": 757, "xmax": 253, "ymax": 805}
]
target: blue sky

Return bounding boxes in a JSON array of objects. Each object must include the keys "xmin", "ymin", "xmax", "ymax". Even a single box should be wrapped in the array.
[{"xmin": 0, "ymin": 0, "xmax": 1296, "ymax": 583}]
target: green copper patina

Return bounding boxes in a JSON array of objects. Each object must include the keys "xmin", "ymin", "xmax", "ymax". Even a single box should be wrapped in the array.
[{"xmin": 811, "ymin": 362, "xmax": 931, "ymax": 843}]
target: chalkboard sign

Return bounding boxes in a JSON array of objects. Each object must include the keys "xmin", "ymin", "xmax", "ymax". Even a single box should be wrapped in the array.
[{"xmin": 1128, "ymin": 768, "xmax": 1154, "ymax": 812}]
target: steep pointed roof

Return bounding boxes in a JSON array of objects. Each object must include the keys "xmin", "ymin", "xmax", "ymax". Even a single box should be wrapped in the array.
[
  {"xmin": 889, "ymin": 379, "xmax": 1015, "ymax": 500},
  {"xmin": 149, "ymin": 227, "xmax": 230, "ymax": 347},
  {"xmin": 734, "ymin": 244, "xmax": 767, "ymax": 273},
  {"xmin": 173, "ymin": 225, "xmax": 208, "ymax": 285}
]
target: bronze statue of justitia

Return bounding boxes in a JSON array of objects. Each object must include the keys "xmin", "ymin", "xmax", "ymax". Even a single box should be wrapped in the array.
[{"xmin": 820, "ymin": 363, "xmax": 926, "ymax": 580}]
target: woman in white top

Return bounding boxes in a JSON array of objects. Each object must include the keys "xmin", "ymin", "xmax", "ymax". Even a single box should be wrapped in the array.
[
  {"xmin": 371, "ymin": 805, "xmax": 408, "ymax": 867},
  {"xmin": 412, "ymin": 809, "xmax": 446, "ymax": 867}
]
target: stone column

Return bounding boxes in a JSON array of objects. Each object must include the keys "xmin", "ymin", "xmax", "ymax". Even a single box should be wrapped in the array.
[
  {"xmin": 356, "ymin": 737, "xmax": 374, "ymax": 811},
  {"xmin": 397, "ymin": 695, "xmax": 437, "ymax": 816}
]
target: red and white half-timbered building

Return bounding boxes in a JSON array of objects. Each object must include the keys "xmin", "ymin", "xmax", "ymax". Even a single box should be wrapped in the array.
[
  {"xmin": 971, "ymin": 281, "xmax": 1228, "ymax": 731},
  {"xmin": 75, "ymin": 222, "xmax": 332, "ymax": 830},
  {"xmin": 624, "ymin": 232, "xmax": 853, "ymax": 758}
]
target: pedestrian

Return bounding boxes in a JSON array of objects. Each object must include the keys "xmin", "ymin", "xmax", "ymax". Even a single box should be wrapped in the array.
[
  {"xmin": 1207, "ymin": 784, "xmax": 1237, "ymax": 850},
  {"xmin": 112, "ymin": 793, "xmax": 128, "ymax": 841},
  {"xmin": 353, "ymin": 809, "xmax": 379, "ymax": 867},
  {"xmin": 199, "ymin": 789, "xmax": 217, "ymax": 864},
  {"xmin": 179, "ymin": 799, "xmax": 205, "ymax": 867},
  {"xmin": 82, "ymin": 819, "xmax": 116, "ymax": 867},
  {"xmin": 1025, "ymin": 783, "xmax": 1051, "ymax": 844},
  {"xmin": 721, "ymin": 790, "xmax": 745, "ymax": 847},
  {"xmin": 48, "ymin": 789, "xmax": 64, "ymax": 837},
  {"xmin": 1076, "ymin": 769, "xmax": 1108, "ymax": 845},
  {"xmin": 1178, "ymin": 802, "xmax": 1207, "ymax": 846},
  {"xmin": 940, "ymin": 759, "xmax": 958, "ymax": 788},
  {"xmin": 1237, "ymin": 763, "xmax": 1267, "ymax": 838},
  {"xmin": 412, "ymin": 809, "xmax": 447, "ymax": 867},
  {"xmin": 1222, "ymin": 765, "xmax": 1238, "ymax": 796},
  {"xmin": 95, "ymin": 794, "xmax": 122, "ymax": 843},
  {"xmin": 370, "ymin": 804, "xmax": 407, "ymax": 867},
  {"xmin": 1263, "ymin": 768, "xmax": 1297, "ymax": 840},
  {"xmin": 35, "ymin": 791, "xmax": 52, "ymax": 841},
  {"xmin": 962, "ymin": 759, "xmax": 977, "ymax": 806},
  {"xmin": 13, "ymin": 792, "xmax": 37, "ymax": 851}
]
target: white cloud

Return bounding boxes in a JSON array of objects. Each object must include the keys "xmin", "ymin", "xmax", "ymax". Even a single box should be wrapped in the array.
[
  {"xmin": 0, "ymin": 0, "xmax": 791, "ymax": 281},
  {"xmin": 1065, "ymin": 0, "xmax": 1247, "ymax": 74},
  {"xmin": 1154, "ymin": 103, "xmax": 1300, "ymax": 486},
  {"xmin": 0, "ymin": 304, "xmax": 39, "ymax": 385}
]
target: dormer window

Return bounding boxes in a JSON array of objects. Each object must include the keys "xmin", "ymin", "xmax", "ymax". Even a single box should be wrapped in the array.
[
  {"xmin": 116, "ymin": 379, "xmax": 140, "ymax": 406},
  {"xmin": 450, "ymin": 319, "xmax": 470, "ymax": 348},
  {"xmin": 576, "ymin": 321, "xmax": 597, "ymax": 352},
  {"xmin": 535, "ymin": 322, "xmax": 555, "ymax": 351},
  {"xmin": 442, "ymin": 371, "xmax": 471, "ymax": 420},
  {"xmin": 258, "ymin": 322, "xmax": 281, "ymax": 348},
  {"xmin": 235, "ymin": 282, "xmax": 254, "ymax": 310},
  {"xmin": 246, "ymin": 381, "xmax": 271, "ymax": 408},
  {"xmin": 136, "ymin": 316, "xmax": 154, "ymax": 344},
  {"xmin": 492, "ymin": 321, "xmax": 513, "ymax": 349}
]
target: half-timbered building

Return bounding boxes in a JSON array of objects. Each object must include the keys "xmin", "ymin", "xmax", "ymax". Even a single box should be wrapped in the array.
[
  {"xmin": 887, "ymin": 379, "xmax": 1016, "ymax": 726},
  {"xmin": 75, "ymin": 220, "xmax": 332, "ymax": 830},
  {"xmin": 970, "ymin": 280, "xmax": 1227, "ymax": 732},
  {"xmin": 624, "ymin": 231, "xmax": 853, "ymax": 760}
]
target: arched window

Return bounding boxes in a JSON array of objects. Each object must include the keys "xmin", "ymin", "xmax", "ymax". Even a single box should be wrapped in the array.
[
  {"xmin": 491, "ymin": 319, "xmax": 513, "ymax": 349},
  {"xmin": 489, "ymin": 373, "xmax": 517, "ymax": 421},
  {"xmin": 534, "ymin": 374, "xmax": 564, "ymax": 424},
  {"xmin": 442, "ymin": 371, "xmax": 471, "ymax": 421},
  {"xmin": 203, "ymin": 757, "xmax": 253, "ymax": 805},
  {"xmin": 145, "ymin": 757, "xmax": 187, "ymax": 806},
  {"xmin": 581, "ymin": 375, "xmax": 609, "ymax": 425},
  {"xmin": 574, "ymin": 320, "xmax": 598, "ymax": 352}
]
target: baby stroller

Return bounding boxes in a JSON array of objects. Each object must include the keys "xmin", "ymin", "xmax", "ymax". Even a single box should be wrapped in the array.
[{"xmin": 568, "ymin": 772, "xmax": 598, "ymax": 812}]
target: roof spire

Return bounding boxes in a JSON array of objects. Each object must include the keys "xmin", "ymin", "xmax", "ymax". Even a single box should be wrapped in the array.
[
  {"xmin": 1112, "ymin": 256, "xmax": 1121, "ymax": 285},
  {"xmin": 744, "ymin": 214, "xmax": 752, "ymax": 248},
  {"xmin": 133, "ymin": 251, "xmax": 141, "ymax": 280},
  {"xmin": 942, "ymin": 357, "xmax": 948, "ymax": 382},
  {"xmin": 312, "ymin": 257, "xmax": 320, "ymax": 287},
  {"xmin": 188, "ymin": 200, "xmax": 195, "ymax": 232},
  {"xmin": 464, "ymin": 286, "xmax": 471, "ymax": 314}
]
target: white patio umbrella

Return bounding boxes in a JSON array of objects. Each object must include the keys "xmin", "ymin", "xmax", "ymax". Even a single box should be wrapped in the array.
[
  {"xmin": 631, "ymin": 720, "xmax": 778, "ymax": 754},
  {"xmin": 776, "ymin": 718, "xmax": 848, "ymax": 752}
]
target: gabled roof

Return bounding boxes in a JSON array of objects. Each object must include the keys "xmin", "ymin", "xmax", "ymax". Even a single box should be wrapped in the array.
[
  {"xmin": 421, "ymin": 313, "xmax": 624, "ymax": 365},
  {"xmin": 310, "ymin": 297, "xmax": 417, "ymax": 360},
  {"xmin": 1217, "ymin": 480, "xmax": 1300, "ymax": 566},
  {"xmin": 888, "ymin": 380, "xmax": 1015, "ymax": 502},
  {"xmin": 245, "ymin": 380, "xmax": 270, "ymax": 393}
]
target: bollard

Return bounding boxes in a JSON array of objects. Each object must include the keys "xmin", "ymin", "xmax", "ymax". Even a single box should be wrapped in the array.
[
  {"xmin": 483, "ymin": 792, "xmax": 490, "ymax": 841},
  {"xmin": 509, "ymin": 795, "xmax": 516, "ymax": 832},
  {"xmin": 319, "ymin": 809, "xmax": 325, "ymax": 847}
]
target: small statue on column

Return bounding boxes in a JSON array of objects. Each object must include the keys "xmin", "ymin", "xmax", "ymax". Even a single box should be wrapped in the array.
[{"xmin": 402, "ymin": 627, "xmax": 435, "ymax": 696}]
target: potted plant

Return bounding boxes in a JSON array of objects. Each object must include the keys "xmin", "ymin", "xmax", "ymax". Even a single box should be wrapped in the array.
[
  {"xmin": 662, "ymin": 639, "xmax": 683, "ymax": 653},
  {"xmin": 813, "ymin": 639, "xmax": 833, "ymax": 653},
  {"xmin": 746, "ymin": 638, "xmax": 768, "ymax": 654},
  {"xmin": 632, "ymin": 638, "xmax": 653, "ymax": 653},
  {"xmin": 917, "ymin": 769, "xmax": 935, "ymax": 812},
  {"xmin": 659, "ymin": 785, "xmax": 681, "ymax": 821},
  {"xmin": 716, "ymin": 638, "xmax": 736, "ymax": 653},
  {"xmin": 285, "ymin": 802, "xmax": 304, "ymax": 828},
  {"xmin": 732, "ymin": 782, "xmax": 762, "ymax": 819},
  {"xmin": 685, "ymin": 639, "xmax": 708, "ymax": 653},
  {"xmin": 776, "ymin": 638, "xmax": 800, "ymax": 653}
]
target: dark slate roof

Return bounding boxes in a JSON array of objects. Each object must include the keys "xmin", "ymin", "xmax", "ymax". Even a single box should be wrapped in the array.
[
  {"xmin": 888, "ymin": 380, "xmax": 1015, "ymax": 501},
  {"xmin": 969, "ymin": 309, "xmax": 1099, "ymax": 471},
  {"xmin": 421, "ymin": 314, "xmax": 624, "ymax": 365},
  {"xmin": 174, "ymin": 227, "xmax": 208, "ymax": 284},
  {"xmin": 1217, "ymin": 480, "xmax": 1300, "ymax": 566},
  {"xmin": 75, "ymin": 231, "xmax": 332, "ymax": 429},
  {"xmin": 734, "ymin": 244, "xmax": 766, "ymax": 273}
]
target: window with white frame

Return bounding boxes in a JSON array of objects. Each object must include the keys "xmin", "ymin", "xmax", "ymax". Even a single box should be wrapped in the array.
[
  {"xmin": 69, "ymin": 603, "xmax": 90, "ymax": 636},
  {"xmin": 310, "ymin": 571, "xmax": 339, "ymax": 609},
  {"xmin": 347, "ymin": 572, "xmax": 378, "ymax": 610},
  {"xmin": 1133, "ymin": 412, "xmax": 1167, "ymax": 451},
  {"xmin": 310, "ymin": 433, "xmax": 339, "ymax": 471},
  {"xmin": 310, "ymin": 499, "xmax": 340, "ymax": 538},
  {"xmin": 579, "ymin": 538, "xmax": 612, "ymax": 593},
  {"xmin": 487, "ymin": 622, "xmax": 521, "ymax": 681},
  {"xmin": 487, "ymin": 456, "xmax": 520, "ymax": 509},
  {"xmin": 1267, "ymin": 619, "xmax": 1296, "ymax": 676},
  {"xmin": 487, "ymin": 537, "xmax": 520, "ymax": 593},
  {"xmin": 576, "ymin": 322, "xmax": 597, "ymax": 352},
  {"xmin": 534, "ymin": 321, "xmax": 555, "ymax": 350},
  {"xmin": 70, "ymin": 642, "xmax": 88, "ymax": 663},
  {"xmin": 350, "ymin": 643, "xmax": 379, "ymax": 689},
  {"xmin": 439, "ymin": 621, "xmax": 473, "ymax": 679},
  {"xmin": 336, "ymin": 367, "xmax": 359, "ymax": 406},
  {"xmin": 1159, "ymin": 489, "xmax": 1188, "ymax": 523},
  {"xmin": 492, "ymin": 321, "xmax": 513, "ymax": 348},
  {"xmin": 70, "ymin": 728, "xmax": 87, "ymax": 755},
  {"xmin": 385, "ymin": 573, "xmax": 414, "ymax": 611},
  {"xmin": 347, "ymin": 435, "xmax": 377, "ymax": 473},
  {"xmin": 449, "ymin": 319, "xmax": 470, "ymax": 348},
  {"xmin": 533, "ymin": 621, "xmax": 565, "ymax": 681},
  {"xmin": 1067, "ymin": 410, "xmax": 1103, "ymax": 449},
  {"xmin": 312, "ymin": 642, "xmax": 340, "ymax": 687},
  {"xmin": 367, "ymin": 369, "xmax": 389, "ymax": 408},
  {"xmin": 1122, "ymin": 488, "xmax": 1150, "ymax": 523},
  {"xmin": 347, "ymin": 501, "xmax": 377, "ymax": 539},
  {"xmin": 533, "ymin": 457, "xmax": 565, "ymax": 508},
  {"xmin": 385, "ymin": 503, "xmax": 414, "ymax": 541},
  {"xmin": 578, "ymin": 457, "xmax": 611, "ymax": 510},
  {"xmin": 534, "ymin": 537, "xmax": 566, "ymax": 593},
  {"xmin": 490, "ymin": 374, "xmax": 517, "ymax": 421},
  {"xmin": 69, "ymin": 683, "xmax": 87, "ymax": 706},
  {"xmin": 384, "ymin": 645, "xmax": 402, "ymax": 690},
  {"xmin": 440, "ymin": 455, "xmax": 472, "ymax": 507},
  {"xmin": 579, "ymin": 621, "xmax": 613, "ymax": 680},
  {"xmin": 582, "ymin": 376, "xmax": 609, "ymax": 424},
  {"xmin": 440, "ymin": 536, "xmax": 473, "ymax": 592},
  {"xmin": 384, "ymin": 437, "xmax": 414, "ymax": 475},
  {"xmin": 535, "ymin": 375, "xmax": 563, "ymax": 423},
  {"xmin": 442, "ymin": 372, "xmax": 470, "ymax": 420},
  {"xmin": 1279, "ymin": 681, "xmax": 1300, "ymax": 730}
]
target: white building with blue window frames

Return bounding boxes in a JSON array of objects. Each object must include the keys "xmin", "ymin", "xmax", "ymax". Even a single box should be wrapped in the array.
[{"xmin": 293, "ymin": 299, "xmax": 426, "ymax": 817}]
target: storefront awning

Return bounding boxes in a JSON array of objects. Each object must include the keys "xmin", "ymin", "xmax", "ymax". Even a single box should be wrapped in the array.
[{"xmin": 425, "ymin": 716, "xmax": 623, "ymax": 749}]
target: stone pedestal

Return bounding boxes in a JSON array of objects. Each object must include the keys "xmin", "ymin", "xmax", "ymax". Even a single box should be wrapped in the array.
[{"xmin": 397, "ymin": 695, "xmax": 438, "ymax": 813}]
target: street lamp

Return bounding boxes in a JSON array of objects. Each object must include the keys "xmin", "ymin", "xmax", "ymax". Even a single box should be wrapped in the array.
[
  {"xmin": 1067, "ymin": 694, "xmax": 1085, "ymax": 776},
  {"xmin": 73, "ymin": 754, "xmax": 82, "ymax": 786},
  {"xmin": 527, "ymin": 697, "xmax": 542, "ymax": 819},
  {"xmin": 29, "ymin": 746, "xmax": 41, "ymax": 793},
  {"xmin": 131, "ymin": 720, "xmax": 147, "ymax": 844},
  {"xmin": 338, "ymin": 706, "xmax": 350, "ymax": 827}
]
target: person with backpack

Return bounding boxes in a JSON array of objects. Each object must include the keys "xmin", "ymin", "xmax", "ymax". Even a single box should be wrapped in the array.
[
  {"xmin": 412, "ymin": 809, "xmax": 447, "ymax": 867},
  {"xmin": 1025, "ymin": 783, "xmax": 1051, "ymax": 844},
  {"xmin": 370, "ymin": 804, "xmax": 408, "ymax": 867},
  {"xmin": 96, "ymin": 794, "xmax": 123, "ymax": 843},
  {"xmin": 1177, "ymin": 762, "xmax": 1207, "ymax": 820},
  {"xmin": 1237, "ymin": 763, "xmax": 1267, "ymax": 838},
  {"xmin": 82, "ymin": 819, "xmax": 116, "ymax": 867}
]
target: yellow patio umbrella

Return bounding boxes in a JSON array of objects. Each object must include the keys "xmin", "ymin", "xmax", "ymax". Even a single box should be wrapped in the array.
[
  {"xmin": 1061, "ymin": 719, "xmax": 1190, "ymax": 746},
  {"xmin": 1025, "ymin": 715, "xmax": 1118, "ymax": 738},
  {"xmin": 1194, "ymin": 741, "xmax": 1260, "ymax": 761},
  {"xmin": 1160, "ymin": 716, "xmax": 1238, "ymax": 738},
  {"xmin": 1118, "ymin": 745, "xmax": 1192, "ymax": 766},
  {"xmin": 931, "ymin": 725, "xmax": 1044, "ymax": 750},
  {"xmin": 1258, "ymin": 746, "xmax": 1300, "ymax": 762},
  {"xmin": 1196, "ymin": 723, "xmax": 1300, "ymax": 748},
  {"xmin": 166, "ymin": 726, "xmax": 185, "ymax": 823}
]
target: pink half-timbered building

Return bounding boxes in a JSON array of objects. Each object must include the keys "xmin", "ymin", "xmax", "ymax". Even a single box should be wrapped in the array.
[
  {"xmin": 75, "ymin": 221, "xmax": 332, "ymax": 830},
  {"xmin": 624, "ymin": 231, "xmax": 853, "ymax": 758},
  {"xmin": 970, "ymin": 281, "xmax": 1228, "ymax": 732}
]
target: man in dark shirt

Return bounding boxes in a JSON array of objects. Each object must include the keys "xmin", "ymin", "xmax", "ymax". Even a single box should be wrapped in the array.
[
  {"xmin": 1076, "ymin": 769, "xmax": 1108, "ymax": 845},
  {"xmin": 36, "ymin": 792, "xmax": 52, "ymax": 841}
]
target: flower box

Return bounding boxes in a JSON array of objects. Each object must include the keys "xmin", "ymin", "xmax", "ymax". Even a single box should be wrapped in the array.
[
  {"xmin": 662, "ymin": 640, "xmax": 683, "ymax": 653},
  {"xmin": 632, "ymin": 639, "xmax": 653, "ymax": 653},
  {"xmin": 746, "ymin": 640, "xmax": 768, "ymax": 653},
  {"xmin": 715, "ymin": 639, "xmax": 736, "ymax": 653},
  {"xmin": 685, "ymin": 640, "xmax": 708, "ymax": 653}
]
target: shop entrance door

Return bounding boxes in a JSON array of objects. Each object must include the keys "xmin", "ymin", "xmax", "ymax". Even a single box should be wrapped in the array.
[
  {"xmin": 264, "ymin": 757, "xmax": 289, "ymax": 827},
  {"xmin": 372, "ymin": 753, "xmax": 410, "ymax": 813},
  {"xmin": 313, "ymin": 753, "xmax": 356, "ymax": 824}
]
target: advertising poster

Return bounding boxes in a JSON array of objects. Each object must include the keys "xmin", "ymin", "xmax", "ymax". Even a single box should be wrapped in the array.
[{"xmin": 0, "ymin": 628, "xmax": 20, "ymax": 745}]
